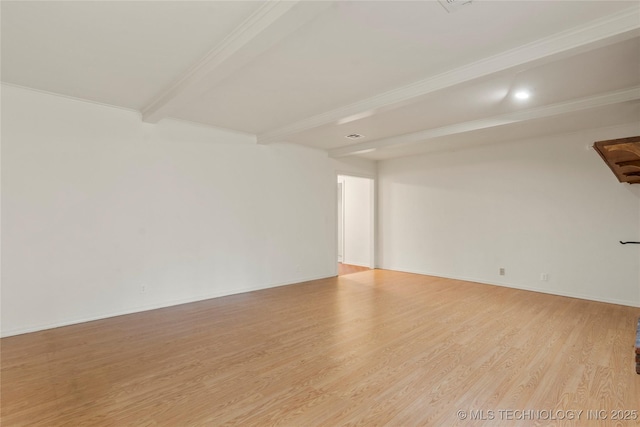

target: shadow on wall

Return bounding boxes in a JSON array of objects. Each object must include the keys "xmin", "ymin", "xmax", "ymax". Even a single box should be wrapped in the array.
[{"xmin": 628, "ymin": 185, "xmax": 640, "ymax": 199}]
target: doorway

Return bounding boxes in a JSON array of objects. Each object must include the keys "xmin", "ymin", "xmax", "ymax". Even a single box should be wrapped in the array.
[{"xmin": 337, "ymin": 174, "xmax": 374, "ymax": 275}]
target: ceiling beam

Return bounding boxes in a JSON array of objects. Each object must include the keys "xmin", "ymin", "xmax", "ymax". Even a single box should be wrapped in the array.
[
  {"xmin": 142, "ymin": 1, "xmax": 332, "ymax": 124},
  {"xmin": 328, "ymin": 86, "xmax": 640, "ymax": 158},
  {"xmin": 258, "ymin": 5, "xmax": 640, "ymax": 144}
]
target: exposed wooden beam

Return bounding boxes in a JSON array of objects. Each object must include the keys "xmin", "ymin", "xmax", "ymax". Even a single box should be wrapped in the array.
[
  {"xmin": 142, "ymin": 1, "xmax": 332, "ymax": 123},
  {"xmin": 258, "ymin": 6, "xmax": 640, "ymax": 145},
  {"xmin": 329, "ymin": 86, "xmax": 640, "ymax": 158},
  {"xmin": 616, "ymin": 159, "xmax": 640, "ymax": 167}
]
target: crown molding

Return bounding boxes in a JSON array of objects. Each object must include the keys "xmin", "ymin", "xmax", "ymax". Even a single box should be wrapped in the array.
[
  {"xmin": 1, "ymin": 82, "xmax": 141, "ymax": 115},
  {"xmin": 258, "ymin": 5, "xmax": 640, "ymax": 145},
  {"xmin": 328, "ymin": 86, "xmax": 640, "ymax": 157},
  {"xmin": 142, "ymin": 1, "xmax": 331, "ymax": 124}
]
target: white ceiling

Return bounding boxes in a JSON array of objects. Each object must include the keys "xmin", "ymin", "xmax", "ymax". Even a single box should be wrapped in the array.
[
  {"xmin": 1, "ymin": 1, "xmax": 262, "ymax": 110},
  {"xmin": 2, "ymin": 1, "xmax": 639, "ymax": 160}
]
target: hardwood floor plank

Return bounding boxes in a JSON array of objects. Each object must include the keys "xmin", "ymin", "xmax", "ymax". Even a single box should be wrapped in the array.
[
  {"xmin": 338, "ymin": 263, "xmax": 370, "ymax": 276},
  {"xmin": 2, "ymin": 270, "xmax": 639, "ymax": 426}
]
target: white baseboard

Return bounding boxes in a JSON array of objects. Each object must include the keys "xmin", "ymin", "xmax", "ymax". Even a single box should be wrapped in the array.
[
  {"xmin": 0, "ymin": 273, "xmax": 333, "ymax": 338},
  {"xmin": 4, "ymin": 268, "xmax": 636, "ymax": 338},
  {"xmin": 342, "ymin": 259, "xmax": 372, "ymax": 269},
  {"xmin": 381, "ymin": 265, "xmax": 640, "ymax": 308}
]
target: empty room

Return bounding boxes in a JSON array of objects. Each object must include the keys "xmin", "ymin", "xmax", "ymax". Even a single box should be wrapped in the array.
[{"xmin": 2, "ymin": 1, "xmax": 640, "ymax": 425}]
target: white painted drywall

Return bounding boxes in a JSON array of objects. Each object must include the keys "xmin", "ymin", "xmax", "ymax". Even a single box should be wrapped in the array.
[
  {"xmin": 332, "ymin": 157, "xmax": 376, "ymax": 179},
  {"xmin": 1, "ymin": 84, "xmax": 338, "ymax": 336},
  {"xmin": 378, "ymin": 122, "xmax": 640, "ymax": 306},
  {"xmin": 339, "ymin": 175, "xmax": 373, "ymax": 268}
]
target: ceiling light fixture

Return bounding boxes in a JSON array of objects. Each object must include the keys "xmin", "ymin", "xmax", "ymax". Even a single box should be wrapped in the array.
[
  {"xmin": 514, "ymin": 90, "xmax": 531, "ymax": 100},
  {"xmin": 345, "ymin": 133, "xmax": 365, "ymax": 140}
]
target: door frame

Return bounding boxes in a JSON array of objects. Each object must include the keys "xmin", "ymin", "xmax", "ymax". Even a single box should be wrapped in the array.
[{"xmin": 336, "ymin": 173, "xmax": 376, "ymax": 270}]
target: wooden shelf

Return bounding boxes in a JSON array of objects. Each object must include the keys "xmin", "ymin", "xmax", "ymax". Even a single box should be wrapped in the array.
[{"xmin": 593, "ymin": 136, "xmax": 640, "ymax": 184}]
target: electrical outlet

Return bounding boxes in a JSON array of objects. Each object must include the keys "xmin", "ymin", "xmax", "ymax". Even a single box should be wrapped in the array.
[
  {"xmin": 499, "ymin": 268, "xmax": 505, "ymax": 276},
  {"xmin": 141, "ymin": 284, "xmax": 146, "ymax": 293},
  {"xmin": 540, "ymin": 273, "xmax": 549, "ymax": 282}
]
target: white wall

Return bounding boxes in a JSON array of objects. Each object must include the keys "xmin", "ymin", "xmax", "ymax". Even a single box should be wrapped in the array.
[
  {"xmin": 332, "ymin": 156, "xmax": 376, "ymax": 179},
  {"xmin": 1, "ymin": 84, "xmax": 338, "ymax": 336},
  {"xmin": 339, "ymin": 175, "xmax": 373, "ymax": 268},
  {"xmin": 378, "ymin": 123, "xmax": 640, "ymax": 307}
]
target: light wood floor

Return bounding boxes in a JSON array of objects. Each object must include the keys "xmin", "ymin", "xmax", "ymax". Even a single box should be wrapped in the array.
[
  {"xmin": 2, "ymin": 270, "xmax": 639, "ymax": 426},
  {"xmin": 338, "ymin": 263, "xmax": 370, "ymax": 276}
]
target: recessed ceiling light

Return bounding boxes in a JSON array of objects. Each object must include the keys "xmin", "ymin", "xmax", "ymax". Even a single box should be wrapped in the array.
[
  {"xmin": 345, "ymin": 134, "xmax": 365, "ymax": 140},
  {"xmin": 514, "ymin": 90, "xmax": 531, "ymax": 100}
]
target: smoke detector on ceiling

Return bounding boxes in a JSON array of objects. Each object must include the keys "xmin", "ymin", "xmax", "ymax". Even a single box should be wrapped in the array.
[
  {"xmin": 438, "ymin": 0, "xmax": 473, "ymax": 13},
  {"xmin": 345, "ymin": 133, "xmax": 365, "ymax": 140}
]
